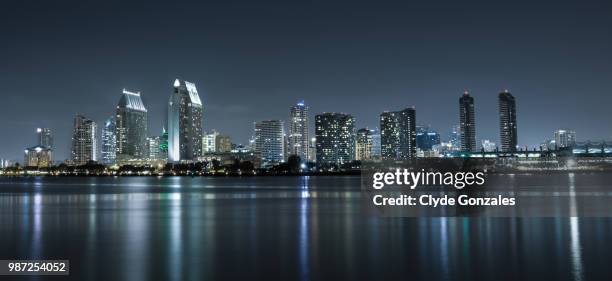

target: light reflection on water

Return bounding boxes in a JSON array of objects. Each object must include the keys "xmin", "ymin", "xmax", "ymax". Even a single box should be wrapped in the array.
[{"xmin": 0, "ymin": 175, "xmax": 611, "ymax": 281}]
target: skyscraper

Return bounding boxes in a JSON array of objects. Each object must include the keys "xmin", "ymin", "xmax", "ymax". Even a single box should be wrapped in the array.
[
  {"xmin": 71, "ymin": 114, "xmax": 97, "ymax": 165},
  {"xmin": 147, "ymin": 136, "xmax": 162, "ymax": 160},
  {"xmin": 254, "ymin": 120, "xmax": 285, "ymax": 167},
  {"xmin": 288, "ymin": 100, "xmax": 309, "ymax": 161},
  {"xmin": 459, "ymin": 91, "xmax": 476, "ymax": 152},
  {"xmin": 24, "ymin": 146, "xmax": 52, "ymax": 168},
  {"xmin": 37, "ymin": 128, "xmax": 53, "ymax": 149},
  {"xmin": 554, "ymin": 129, "xmax": 576, "ymax": 148},
  {"xmin": 355, "ymin": 128, "xmax": 373, "ymax": 161},
  {"xmin": 215, "ymin": 134, "xmax": 232, "ymax": 153},
  {"xmin": 115, "ymin": 89, "xmax": 148, "ymax": 162},
  {"xmin": 380, "ymin": 108, "xmax": 416, "ymax": 160},
  {"xmin": 202, "ymin": 131, "xmax": 219, "ymax": 153},
  {"xmin": 415, "ymin": 125, "xmax": 441, "ymax": 151},
  {"xmin": 168, "ymin": 79, "xmax": 203, "ymax": 163},
  {"xmin": 498, "ymin": 90, "xmax": 517, "ymax": 152},
  {"xmin": 448, "ymin": 125, "xmax": 461, "ymax": 151},
  {"xmin": 315, "ymin": 113, "xmax": 355, "ymax": 166},
  {"xmin": 101, "ymin": 116, "xmax": 117, "ymax": 165},
  {"xmin": 370, "ymin": 129, "xmax": 381, "ymax": 159}
]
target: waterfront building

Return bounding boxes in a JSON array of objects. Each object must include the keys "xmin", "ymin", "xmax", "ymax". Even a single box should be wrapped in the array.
[
  {"xmin": 168, "ymin": 79, "xmax": 203, "ymax": 162},
  {"xmin": 202, "ymin": 131, "xmax": 219, "ymax": 153},
  {"xmin": 355, "ymin": 128, "xmax": 373, "ymax": 161},
  {"xmin": 24, "ymin": 146, "xmax": 53, "ymax": 168},
  {"xmin": 499, "ymin": 90, "xmax": 517, "ymax": 152},
  {"xmin": 71, "ymin": 114, "xmax": 97, "ymax": 165},
  {"xmin": 308, "ymin": 137, "xmax": 316, "ymax": 162},
  {"xmin": 216, "ymin": 134, "xmax": 232, "ymax": 153},
  {"xmin": 288, "ymin": 101, "xmax": 309, "ymax": 161},
  {"xmin": 416, "ymin": 125, "xmax": 441, "ymax": 151},
  {"xmin": 315, "ymin": 113, "xmax": 355, "ymax": 166},
  {"xmin": 37, "ymin": 128, "xmax": 53, "ymax": 149},
  {"xmin": 481, "ymin": 139, "xmax": 496, "ymax": 152},
  {"xmin": 147, "ymin": 136, "xmax": 162, "ymax": 160},
  {"xmin": 115, "ymin": 89, "xmax": 148, "ymax": 162},
  {"xmin": 459, "ymin": 91, "xmax": 476, "ymax": 152},
  {"xmin": 253, "ymin": 120, "xmax": 285, "ymax": 167},
  {"xmin": 555, "ymin": 129, "xmax": 576, "ymax": 148},
  {"xmin": 371, "ymin": 129, "xmax": 381, "ymax": 159},
  {"xmin": 101, "ymin": 116, "xmax": 117, "ymax": 165},
  {"xmin": 380, "ymin": 108, "xmax": 416, "ymax": 160}
]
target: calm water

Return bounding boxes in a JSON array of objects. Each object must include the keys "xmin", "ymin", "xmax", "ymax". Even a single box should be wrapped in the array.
[{"xmin": 1, "ymin": 175, "xmax": 612, "ymax": 281}]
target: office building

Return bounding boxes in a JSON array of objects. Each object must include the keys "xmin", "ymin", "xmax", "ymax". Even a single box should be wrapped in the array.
[
  {"xmin": 380, "ymin": 108, "xmax": 416, "ymax": 160},
  {"xmin": 416, "ymin": 125, "xmax": 441, "ymax": 151},
  {"xmin": 499, "ymin": 90, "xmax": 517, "ymax": 152},
  {"xmin": 216, "ymin": 134, "xmax": 232, "ymax": 153},
  {"xmin": 459, "ymin": 91, "xmax": 476, "ymax": 152},
  {"xmin": 168, "ymin": 79, "xmax": 203, "ymax": 162},
  {"xmin": 202, "ymin": 131, "xmax": 219, "ymax": 153},
  {"xmin": 71, "ymin": 114, "xmax": 97, "ymax": 165},
  {"xmin": 24, "ymin": 146, "xmax": 53, "ymax": 168},
  {"xmin": 555, "ymin": 129, "xmax": 576, "ymax": 148},
  {"xmin": 481, "ymin": 139, "xmax": 496, "ymax": 152},
  {"xmin": 101, "ymin": 116, "xmax": 117, "ymax": 165},
  {"xmin": 288, "ymin": 101, "xmax": 309, "ymax": 161},
  {"xmin": 37, "ymin": 128, "xmax": 53, "ymax": 149},
  {"xmin": 254, "ymin": 120, "xmax": 285, "ymax": 167},
  {"xmin": 355, "ymin": 128, "xmax": 373, "ymax": 161},
  {"xmin": 315, "ymin": 113, "xmax": 355, "ymax": 166},
  {"xmin": 115, "ymin": 89, "xmax": 148, "ymax": 161}
]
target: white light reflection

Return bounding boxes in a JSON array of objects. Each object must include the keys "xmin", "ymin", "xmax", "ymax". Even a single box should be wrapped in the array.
[{"xmin": 568, "ymin": 173, "xmax": 583, "ymax": 281}]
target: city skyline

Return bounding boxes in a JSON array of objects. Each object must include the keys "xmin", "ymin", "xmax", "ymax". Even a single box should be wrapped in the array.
[{"xmin": 2, "ymin": 1, "xmax": 612, "ymax": 161}]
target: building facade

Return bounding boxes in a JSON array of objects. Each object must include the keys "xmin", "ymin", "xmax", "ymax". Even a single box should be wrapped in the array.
[
  {"xmin": 115, "ymin": 89, "xmax": 148, "ymax": 162},
  {"xmin": 24, "ymin": 146, "xmax": 53, "ymax": 168},
  {"xmin": 288, "ymin": 101, "xmax": 309, "ymax": 161},
  {"xmin": 416, "ymin": 125, "xmax": 441, "ymax": 151},
  {"xmin": 555, "ymin": 129, "xmax": 576, "ymax": 148},
  {"xmin": 459, "ymin": 91, "xmax": 476, "ymax": 152},
  {"xmin": 168, "ymin": 79, "xmax": 203, "ymax": 162},
  {"xmin": 216, "ymin": 134, "xmax": 232, "ymax": 153},
  {"xmin": 499, "ymin": 90, "xmax": 517, "ymax": 152},
  {"xmin": 71, "ymin": 114, "xmax": 97, "ymax": 165},
  {"xmin": 101, "ymin": 116, "xmax": 117, "ymax": 165},
  {"xmin": 37, "ymin": 128, "xmax": 53, "ymax": 149},
  {"xmin": 380, "ymin": 108, "xmax": 416, "ymax": 160},
  {"xmin": 315, "ymin": 113, "xmax": 355, "ymax": 166},
  {"xmin": 202, "ymin": 131, "xmax": 218, "ymax": 153},
  {"xmin": 355, "ymin": 128, "xmax": 373, "ymax": 161},
  {"xmin": 254, "ymin": 120, "xmax": 285, "ymax": 167}
]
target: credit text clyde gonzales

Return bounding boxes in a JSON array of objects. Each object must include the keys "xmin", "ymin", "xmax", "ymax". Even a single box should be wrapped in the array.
[{"xmin": 370, "ymin": 169, "xmax": 516, "ymax": 207}]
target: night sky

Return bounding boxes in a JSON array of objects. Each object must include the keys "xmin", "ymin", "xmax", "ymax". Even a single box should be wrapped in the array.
[{"xmin": 1, "ymin": 0, "xmax": 611, "ymax": 161}]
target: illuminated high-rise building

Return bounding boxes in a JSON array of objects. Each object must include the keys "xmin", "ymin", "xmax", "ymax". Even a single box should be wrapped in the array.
[
  {"xmin": 554, "ymin": 129, "xmax": 576, "ymax": 148},
  {"xmin": 115, "ymin": 89, "xmax": 148, "ymax": 162},
  {"xmin": 416, "ymin": 125, "xmax": 441, "ymax": 151},
  {"xmin": 380, "ymin": 108, "xmax": 416, "ymax": 160},
  {"xmin": 24, "ymin": 146, "xmax": 52, "ymax": 168},
  {"xmin": 315, "ymin": 113, "xmax": 355, "ymax": 166},
  {"xmin": 202, "ymin": 131, "xmax": 218, "ymax": 153},
  {"xmin": 499, "ymin": 90, "xmax": 517, "ymax": 152},
  {"xmin": 101, "ymin": 116, "xmax": 117, "ymax": 165},
  {"xmin": 254, "ymin": 120, "xmax": 285, "ymax": 167},
  {"xmin": 71, "ymin": 114, "xmax": 97, "ymax": 165},
  {"xmin": 355, "ymin": 128, "xmax": 373, "ymax": 161},
  {"xmin": 288, "ymin": 100, "xmax": 309, "ymax": 161},
  {"xmin": 168, "ymin": 79, "xmax": 203, "ymax": 162},
  {"xmin": 37, "ymin": 128, "xmax": 53, "ymax": 149},
  {"xmin": 459, "ymin": 91, "xmax": 476, "ymax": 152},
  {"xmin": 215, "ymin": 134, "xmax": 232, "ymax": 153}
]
